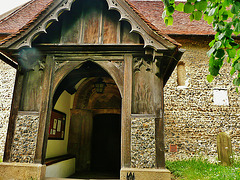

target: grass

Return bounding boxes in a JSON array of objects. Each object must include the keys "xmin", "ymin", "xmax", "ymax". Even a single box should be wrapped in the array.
[{"xmin": 166, "ymin": 158, "xmax": 240, "ymax": 180}]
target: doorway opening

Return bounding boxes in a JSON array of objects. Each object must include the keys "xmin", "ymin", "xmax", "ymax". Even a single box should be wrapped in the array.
[
  {"xmin": 45, "ymin": 61, "xmax": 122, "ymax": 179},
  {"xmin": 91, "ymin": 114, "xmax": 121, "ymax": 173}
]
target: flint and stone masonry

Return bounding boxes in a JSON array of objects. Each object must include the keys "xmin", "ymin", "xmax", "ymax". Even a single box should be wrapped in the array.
[
  {"xmin": 131, "ymin": 116, "xmax": 156, "ymax": 168},
  {"xmin": 10, "ymin": 113, "xmax": 40, "ymax": 163},
  {"xmin": 0, "ymin": 60, "xmax": 16, "ymax": 159},
  {"xmin": 164, "ymin": 36, "xmax": 240, "ymax": 161}
]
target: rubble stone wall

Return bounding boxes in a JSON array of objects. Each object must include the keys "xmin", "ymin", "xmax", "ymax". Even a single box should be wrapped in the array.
[
  {"xmin": 0, "ymin": 61, "xmax": 16, "ymax": 160},
  {"xmin": 164, "ymin": 36, "xmax": 240, "ymax": 162},
  {"xmin": 10, "ymin": 113, "xmax": 39, "ymax": 163},
  {"xmin": 131, "ymin": 116, "xmax": 156, "ymax": 168}
]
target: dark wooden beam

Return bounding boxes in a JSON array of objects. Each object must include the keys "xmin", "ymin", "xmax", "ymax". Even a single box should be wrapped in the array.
[
  {"xmin": 163, "ymin": 49, "xmax": 184, "ymax": 86},
  {"xmin": 152, "ymin": 60, "xmax": 166, "ymax": 168},
  {"xmin": 34, "ymin": 55, "xmax": 55, "ymax": 164},
  {"xmin": 0, "ymin": 51, "xmax": 18, "ymax": 69},
  {"xmin": 54, "ymin": 55, "xmax": 124, "ymax": 61},
  {"xmin": 121, "ymin": 54, "xmax": 132, "ymax": 168},
  {"xmin": 3, "ymin": 72, "xmax": 23, "ymax": 162}
]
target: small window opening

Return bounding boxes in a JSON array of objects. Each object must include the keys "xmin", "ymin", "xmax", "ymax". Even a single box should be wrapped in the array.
[{"xmin": 177, "ymin": 61, "xmax": 186, "ymax": 86}]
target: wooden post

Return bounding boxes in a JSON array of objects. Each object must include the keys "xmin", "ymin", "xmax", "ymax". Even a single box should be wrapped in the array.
[
  {"xmin": 34, "ymin": 55, "xmax": 54, "ymax": 163},
  {"xmin": 121, "ymin": 54, "xmax": 132, "ymax": 168},
  {"xmin": 153, "ymin": 59, "xmax": 165, "ymax": 168},
  {"xmin": 3, "ymin": 72, "xmax": 23, "ymax": 162}
]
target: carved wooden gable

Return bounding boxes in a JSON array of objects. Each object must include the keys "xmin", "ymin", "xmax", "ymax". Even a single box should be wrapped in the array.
[
  {"xmin": 0, "ymin": 0, "xmax": 180, "ymax": 51},
  {"xmin": 33, "ymin": 0, "xmax": 142, "ymax": 45}
]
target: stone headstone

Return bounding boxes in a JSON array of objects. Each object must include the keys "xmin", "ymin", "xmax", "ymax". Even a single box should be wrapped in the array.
[{"xmin": 217, "ymin": 132, "xmax": 232, "ymax": 166}]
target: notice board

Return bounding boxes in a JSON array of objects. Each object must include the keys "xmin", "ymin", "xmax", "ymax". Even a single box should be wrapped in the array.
[{"xmin": 48, "ymin": 110, "xmax": 66, "ymax": 140}]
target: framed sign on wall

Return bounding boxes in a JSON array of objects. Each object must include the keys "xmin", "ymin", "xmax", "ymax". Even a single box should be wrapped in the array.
[{"xmin": 48, "ymin": 109, "xmax": 66, "ymax": 140}]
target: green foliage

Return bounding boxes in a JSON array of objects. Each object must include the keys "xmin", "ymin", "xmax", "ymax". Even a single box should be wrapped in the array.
[
  {"xmin": 163, "ymin": 0, "xmax": 240, "ymax": 90},
  {"xmin": 184, "ymin": 2, "xmax": 194, "ymax": 13},
  {"xmin": 166, "ymin": 158, "xmax": 240, "ymax": 180}
]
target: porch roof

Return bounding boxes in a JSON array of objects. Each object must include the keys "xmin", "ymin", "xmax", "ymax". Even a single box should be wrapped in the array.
[
  {"xmin": 0, "ymin": 0, "xmax": 181, "ymax": 48},
  {"xmin": 0, "ymin": 0, "xmax": 216, "ymax": 38},
  {"xmin": 131, "ymin": 1, "xmax": 215, "ymax": 35}
]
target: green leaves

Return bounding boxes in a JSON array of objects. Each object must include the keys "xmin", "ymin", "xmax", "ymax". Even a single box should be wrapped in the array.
[
  {"xmin": 176, "ymin": 3, "xmax": 184, "ymax": 11},
  {"xmin": 203, "ymin": 14, "xmax": 214, "ymax": 24},
  {"xmin": 162, "ymin": 0, "xmax": 170, "ymax": 7},
  {"xmin": 213, "ymin": 41, "xmax": 222, "ymax": 49},
  {"xmin": 231, "ymin": 4, "xmax": 239, "ymax": 14},
  {"xmin": 167, "ymin": 5, "xmax": 175, "ymax": 15},
  {"xmin": 207, "ymin": 47, "xmax": 215, "ymax": 57},
  {"xmin": 230, "ymin": 67, "xmax": 236, "ymax": 76},
  {"xmin": 209, "ymin": 56, "xmax": 222, "ymax": 76},
  {"xmin": 195, "ymin": 0, "xmax": 208, "ymax": 11},
  {"xmin": 209, "ymin": 65, "xmax": 220, "ymax": 76},
  {"xmin": 208, "ymin": 7, "xmax": 217, "ymax": 16},
  {"xmin": 187, "ymin": 0, "xmax": 197, "ymax": 3},
  {"xmin": 229, "ymin": 41, "xmax": 239, "ymax": 49},
  {"xmin": 193, "ymin": 11, "xmax": 203, "ymax": 20},
  {"xmin": 165, "ymin": 16, "xmax": 173, "ymax": 26},
  {"xmin": 227, "ymin": 49, "xmax": 236, "ymax": 58},
  {"xmin": 184, "ymin": 2, "xmax": 195, "ymax": 13},
  {"xmin": 235, "ymin": 62, "xmax": 240, "ymax": 71},
  {"xmin": 234, "ymin": 22, "xmax": 240, "ymax": 33},
  {"xmin": 221, "ymin": 11, "xmax": 229, "ymax": 20},
  {"xmin": 215, "ymin": 49, "xmax": 225, "ymax": 58},
  {"xmin": 164, "ymin": 15, "xmax": 174, "ymax": 26},
  {"xmin": 207, "ymin": 74, "xmax": 215, "ymax": 82},
  {"xmin": 233, "ymin": 78, "xmax": 240, "ymax": 86}
]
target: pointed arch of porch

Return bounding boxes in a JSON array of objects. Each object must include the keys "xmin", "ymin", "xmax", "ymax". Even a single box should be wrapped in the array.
[
  {"xmin": 53, "ymin": 60, "xmax": 123, "ymax": 98},
  {"xmin": 53, "ymin": 60, "xmax": 122, "ymax": 174}
]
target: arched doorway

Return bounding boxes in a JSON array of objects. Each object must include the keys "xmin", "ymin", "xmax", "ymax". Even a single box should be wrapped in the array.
[{"xmin": 45, "ymin": 61, "xmax": 122, "ymax": 179}]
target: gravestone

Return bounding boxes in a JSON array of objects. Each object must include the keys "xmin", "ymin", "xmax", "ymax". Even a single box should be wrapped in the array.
[{"xmin": 217, "ymin": 132, "xmax": 232, "ymax": 166}]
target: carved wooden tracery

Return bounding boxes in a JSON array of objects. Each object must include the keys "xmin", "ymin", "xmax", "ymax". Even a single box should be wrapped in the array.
[{"xmin": 6, "ymin": 0, "xmax": 176, "ymax": 50}]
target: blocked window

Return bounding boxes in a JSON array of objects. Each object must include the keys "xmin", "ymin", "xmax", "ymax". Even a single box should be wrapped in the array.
[
  {"xmin": 177, "ymin": 61, "xmax": 186, "ymax": 86},
  {"xmin": 213, "ymin": 89, "xmax": 229, "ymax": 106}
]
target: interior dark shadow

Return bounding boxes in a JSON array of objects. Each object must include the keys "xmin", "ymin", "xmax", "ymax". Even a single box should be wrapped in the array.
[
  {"xmin": 69, "ymin": 114, "xmax": 121, "ymax": 179},
  {"xmin": 91, "ymin": 114, "xmax": 121, "ymax": 173}
]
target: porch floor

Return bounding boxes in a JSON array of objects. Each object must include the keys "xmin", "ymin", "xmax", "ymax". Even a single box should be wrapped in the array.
[{"xmin": 46, "ymin": 171, "xmax": 119, "ymax": 180}]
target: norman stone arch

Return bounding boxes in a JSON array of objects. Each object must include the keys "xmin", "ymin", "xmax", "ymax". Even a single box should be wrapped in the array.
[{"xmin": 0, "ymin": 0, "xmax": 183, "ymax": 179}]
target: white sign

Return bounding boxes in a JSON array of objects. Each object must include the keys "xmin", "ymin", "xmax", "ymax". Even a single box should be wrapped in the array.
[{"xmin": 213, "ymin": 89, "xmax": 229, "ymax": 106}]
